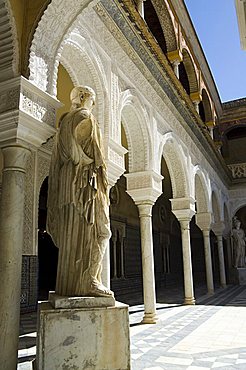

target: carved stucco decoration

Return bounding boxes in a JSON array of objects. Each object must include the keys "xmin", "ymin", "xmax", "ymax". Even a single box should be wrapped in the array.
[
  {"xmin": 211, "ymin": 189, "xmax": 222, "ymax": 223},
  {"xmin": 159, "ymin": 133, "xmax": 190, "ymax": 198},
  {"xmin": 0, "ymin": 87, "xmax": 20, "ymax": 114},
  {"xmin": 0, "ymin": 0, "xmax": 19, "ymax": 81},
  {"xmin": 120, "ymin": 89, "xmax": 152, "ymax": 172},
  {"xmin": 29, "ymin": 0, "xmax": 100, "ymax": 95},
  {"xmin": 21, "ymin": 89, "xmax": 56, "ymax": 127},
  {"xmin": 194, "ymin": 169, "xmax": 210, "ymax": 213},
  {"xmin": 60, "ymin": 35, "xmax": 107, "ymax": 131},
  {"xmin": 23, "ymin": 151, "xmax": 35, "ymax": 255},
  {"xmin": 0, "ymin": 84, "xmax": 56, "ymax": 128}
]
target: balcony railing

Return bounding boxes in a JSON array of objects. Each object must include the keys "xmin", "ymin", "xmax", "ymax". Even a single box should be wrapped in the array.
[{"xmin": 228, "ymin": 163, "xmax": 246, "ymax": 179}]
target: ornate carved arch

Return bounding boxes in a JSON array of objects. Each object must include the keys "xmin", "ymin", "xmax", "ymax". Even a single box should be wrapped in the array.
[
  {"xmin": 149, "ymin": 0, "xmax": 177, "ymax": 52},
  {"xmin": 160, "ymin": 133, "xmax": 190, "ymax": 198},
  {"xmin": 59, "ymin": 33, "xmax": 108, "ymax": 131},
  {"xmin": 194, "ymin": 167, "xmax": 210, "ymax": 213},
  {"xmin": 200, "ymin": 89, "xmax": 213, "ymax": 123},
  {"xmin": 182, "ymin": 48, "xmax": 199, "ymax": 94},
  {"xmin": 144, "ymin": 0, "xmax": 177, "ymax": 53},
  {"xmin": 0, "ymin": 0, "xmax": 19, "ymax": 80},
  {"xmin": 119, "ymin": 89, "xmax": 151, "ymax": 173},
  {"xmin": 29, "ymin": 0, "xmax": 98, "ymax": 94},
  {"xmin": 211, "ymin": 190, "xmax": 221, "ymax": 223}
]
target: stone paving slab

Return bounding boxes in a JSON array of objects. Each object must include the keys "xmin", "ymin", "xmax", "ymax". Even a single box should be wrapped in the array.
[{"xmin": 18, "ymin": 285, "xmax": 246, "ymax": 369}]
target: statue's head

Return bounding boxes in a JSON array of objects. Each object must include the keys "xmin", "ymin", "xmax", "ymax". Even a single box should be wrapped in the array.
[
  {"xmin": 233, "ymin": 216, "xmax": 241, "ymax": 229},
  {"xmin": 70, "ymin": 86, "xmax": 96, "ymax": 110}
]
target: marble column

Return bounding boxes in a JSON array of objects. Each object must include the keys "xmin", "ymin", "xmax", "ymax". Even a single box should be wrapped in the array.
[
  {"xmin": 101, "ymin": 187, "xmax": 111, "ymax": 288},
  {"xmin": 196, "ymin": 213, "xmax": 214, "ymax": 295},
  {"xmin": 179, "ymin": 218, "xmax": 196, "ymax": 305},
  {"xmin": 172, "ymin": 60, "xmax": 180, "ymax": 78},
  {"xmin": 202, "ymin": 229, "xmax": 214, "ymax": 295},
  {"xmin": 0, "ymin": 145, "xmax": 30, "ymax": 370},
  {"xmin": 217, "ymin": 234, "xmax": 227, "ymax": 288},
  {"xmin": 137, "ymin": 202, "xmax": 157, "ymax": 324},
  {"xmin": 190, "ymin": 92, "xmax": 202, "ymax": 114}
]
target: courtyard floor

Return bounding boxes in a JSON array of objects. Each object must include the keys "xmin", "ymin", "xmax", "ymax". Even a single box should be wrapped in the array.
[{"xmin": 18, "ymin": 284, "xmax": 246, "ymax": 370}]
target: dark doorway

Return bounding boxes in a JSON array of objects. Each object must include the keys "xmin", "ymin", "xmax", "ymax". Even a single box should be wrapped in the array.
[{"xmin": 38, "ymin": 177, "xmax": 58, "ymax": 299}]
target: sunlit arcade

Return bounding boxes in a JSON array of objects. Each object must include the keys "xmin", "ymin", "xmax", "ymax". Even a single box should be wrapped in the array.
[{"xmin": 0, "ymin": 0, "xmax": 246, "ymax": 369}]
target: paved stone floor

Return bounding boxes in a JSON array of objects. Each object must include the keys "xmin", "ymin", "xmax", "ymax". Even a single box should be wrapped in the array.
[{"xmin": 18, "ymin": 285, "xmax": 246, "ymax": 369}]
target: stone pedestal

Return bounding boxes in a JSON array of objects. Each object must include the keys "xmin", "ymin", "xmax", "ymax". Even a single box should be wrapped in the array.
[
  {"xmin": 36, "ymin": 296, "xmax": 131, "ymax": 370},
  {"xmin": 230, "ymin": 268, "xmax": 246, "ymax": 285}
]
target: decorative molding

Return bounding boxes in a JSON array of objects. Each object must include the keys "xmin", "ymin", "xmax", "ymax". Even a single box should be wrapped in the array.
[
  {"xmin": 0, "ymin": 87, "xmax": 19, "ymax": 113},
  {"xmin": 29, "ymin": 0, "xmax": 100, "ymax": 94},
  {"xmin": 23, "ymin": 151, "xmax": 36, "ymax": 254},
  {"xmin": 106, "ymin": 139, "xmax": 127, "ymax": 187},
  {"xmin": 0, "ymin": 76, "xmax": 61, "ymax": 147},
  {"xmin": 228, "ymin": 163, "xmax": 246, "ymax": 179},
  {"xmin": 125, "ymin": 170, "xmax": 163, "ymax": 204}
]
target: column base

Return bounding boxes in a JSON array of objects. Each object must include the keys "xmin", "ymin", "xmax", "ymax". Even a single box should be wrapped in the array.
[
  {"xmin": 36, "ymin": 298, "xmax": 131, "ymax": 370},
  {"xmin": 184, "ymin": 297, "xmax": 196, "ymax": 305},
  {"xmin": 141, "ymin": 312, "xmax": 158, "ymax": 324},
  {"xmin": 207, "ymin": 289, "xmax": 214, "ymax": 296},
  {"xmin": 221, "ymin": 284, "xmax": 227, "ymax": 289}
]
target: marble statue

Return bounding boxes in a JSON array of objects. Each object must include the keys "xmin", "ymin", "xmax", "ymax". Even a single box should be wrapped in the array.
[
  {"xmin": 232, "ymin": 217, "xmax": 246, "ymax": 268},
  {"xmin": 47, "ymin": 86, "xmax": 113, "ymax": 298}
]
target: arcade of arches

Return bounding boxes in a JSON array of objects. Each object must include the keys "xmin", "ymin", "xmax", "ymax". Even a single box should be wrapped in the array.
[{"xmin": 0, "ymin": 0, "xmax": 246, "ymax": 368}]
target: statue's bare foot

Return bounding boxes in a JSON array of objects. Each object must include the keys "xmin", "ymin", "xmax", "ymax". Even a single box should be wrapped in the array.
[{"xmin": 88, "ymin": 281, "xmax": 114, "ymax": 298}]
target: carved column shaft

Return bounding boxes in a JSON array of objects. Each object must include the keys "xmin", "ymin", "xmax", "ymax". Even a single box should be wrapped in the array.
[
  {"xmin": 0, "ymin": 145, "xmax": 30, "ymax": 370},
  {"xmin": 179, "ymin": 219, "xmax": 196, "ymax": 305},
  {"xmin": 172, "ymin": 60, "xmax": 180, "ymax": 78},
  {"xmin": 112, "ymin": 232, "xmax": 117, "ymax": 279},
  {"xmin": 217, "ymin": 235, "xmax": 227, "ymax": 288},
  {"xmin": 137, "ymin": 202, "xmax": 157, "ymax": 324},
  {"xmin": 202, "ymin": 230, "xmax": 214, "ymax": 294}
]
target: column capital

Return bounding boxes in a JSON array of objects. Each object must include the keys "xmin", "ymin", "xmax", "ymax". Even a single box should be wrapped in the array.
[
  {"xmin": 167, "ymin": 49, "xmax": 183, "ymax": 64},
  {"xmin": 195, "ymin": 212, "xmax": 212, "ymax": 231},
  {"xmin": 170, "ymin": 197, "xmax": 196, "ymax": 222},
  {"xmin": 0, "ymin": 76, "xmax": 62, "ymax": 148},
  {"xmin": 1, "ymin": 145, "xmax": 31, "ymax": 172},
  {"xmin": 212, "ymin": 221, "xmax": 225, "ymax": 236},
  {"xmin": 137, "ymin": 202, "xmax": 154, "ymax": 217},
  {"xmin": 190, "ymin": 91, "xmax": 202, "ymax": 103},
  {"xmin": 125, "ymin": 170, "xmax": 163, "ymax": 204}
]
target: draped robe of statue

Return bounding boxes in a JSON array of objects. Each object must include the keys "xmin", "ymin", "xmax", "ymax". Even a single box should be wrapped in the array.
[
  {"xmin": 47, "ymin": 107, "xmax": 111, "ymax": 296},
  {"xmin": 232, "ymin": 223, "xmax": 246, "ymax": 268}
]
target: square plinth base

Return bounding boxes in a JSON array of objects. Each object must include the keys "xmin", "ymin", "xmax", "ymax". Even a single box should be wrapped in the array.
[
  {"xmin": 230, "ymin": 267, "xmax": 246, "ymax": 285},
  {"xmin": 36, "ymin": 300, "xmax": 131, "ymax": 370}
]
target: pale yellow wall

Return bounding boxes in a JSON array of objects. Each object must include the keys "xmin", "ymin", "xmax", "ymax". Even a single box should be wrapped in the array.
[{"xmin": 56, "ymin": 63, "xmax": 74, "ymax": 126}]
